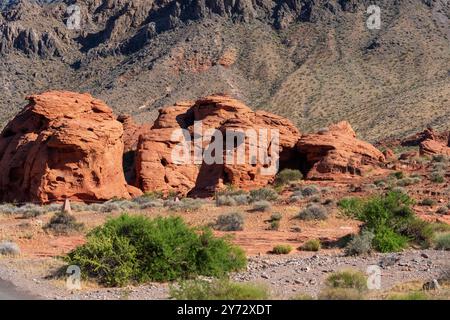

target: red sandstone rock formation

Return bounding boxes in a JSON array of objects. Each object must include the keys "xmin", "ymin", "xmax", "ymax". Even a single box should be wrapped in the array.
[
  {"xmin": 117, "ymin": 114, "xmax": 151, "ymax": 184},
  {"xmin": 135, "ymin": 95, "xmax": 301, "ymax": 196},
  {"xmin": 297, "ymin": 121, "xmax": 385, "ymax": 180},
  {"xmin": 0, "ymin": 91, "xmax": 141, "ymax": 203},
  {"xmin": 118, "ymin": 114, "xmax": 151, "ymax": 152}
]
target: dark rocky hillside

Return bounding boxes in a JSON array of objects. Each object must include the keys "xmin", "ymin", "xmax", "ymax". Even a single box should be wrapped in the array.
[{"xmin": 1, "ymin": 0, "xmax": 449, "ymax": 140}]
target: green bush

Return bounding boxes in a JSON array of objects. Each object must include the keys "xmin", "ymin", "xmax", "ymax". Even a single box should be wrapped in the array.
[
  {"xmin": 344, "ymin": 230, "xmax": 374, "ymax": 256},
  {"xmin": 272, "ymin": 244, "xmax": 292, "ymax": 254},
  {"xmin": 338, "ymin": 191, "xmax": 429, "ymax": 252},
  {"xmin": 435, "ymin": 233, "xmax": 450, "ymax": 250},
  {"xmin": 338, "ymin": 197, "xmax": 365, "ymax": 218},
  {"xmin": 214, "ymin": 212, "xmax": 244, "ymax": 231},
  {"xmin": 325, "ymin": 270, "xmax": 368, "ymax": 292},
  {"xmin": 268, "ymin": 220, "xmax": 280, "ymax": 230},
  {"xmin": 66, "ymin": 214, "xmax": 246, "ymax": 286},
  {"xmin": 373, "ymin": 226, "xmax": 409, "ymax": 252},
  {"xmin": 300, "ymin": 239, "xmax": 321, "ymax": 251},
  {"xmin": 44, "ymin": 211, "xmax": 84, "ymax": 235},
  {"xmin": 170, "ymin": 279, "xmax": 269, "ymax": 300},
  {"xmin": 297, "ymin": 204, "xmax": 328, "ymax": 221},
  {"xmin": 274, "ymin": 169, "xmax": 303, "ymax": 186},
  {"xmin": 249, "ymin": 188, "xmax": 278, "ymax": 202}
]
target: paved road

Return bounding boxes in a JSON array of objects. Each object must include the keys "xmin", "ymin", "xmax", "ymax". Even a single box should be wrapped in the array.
[{"xmin": 0, "ymin": 279, "xmax": 36, "ymax": 300}]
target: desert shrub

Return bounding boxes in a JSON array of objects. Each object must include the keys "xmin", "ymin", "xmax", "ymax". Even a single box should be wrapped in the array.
[
  {"xmin": 436, "ymin": 206, "xmax": 449, "ymax": 215},
  {"xmin": 165, "ymin": 198, "xmax": 204, "ymax": 212},
  {"xmin": 217, "ymin": 187, "xmax": 247, "ymax": 197},
  {"xmin": 251, "ymin": 201, "xmax": 271, "ymax": 212},
  {"xmin": 430, "ymin": 222, "xmax": 450, "ymax": 233},
  {"xmin": 372, "ymin": 226, "xmax": 409, "ymax": 252},
  {"xmin": 66, "ymin": 214, "xmax": 246, "ymax": 286},
  {"xmin": 318, "ymin": 288, "xmax": 364, "ymax": 300},
  {"xmin": 430, "ymin": 171, "xmax": 445, "ymax": 183},
  {"xmin": 216, "ymin": 193, "xmax": 249, "ymax": 206},
  {"xmin": 391, "ymin": 186, "xmax": 407, "ymax": 194},
  {"xmin": 132, "ymin": 195, "xmax": 155, "ymax": 205},
  {"xmin": 170, "ymin": 279, "xmax": 268, "ymax": 300},
  {"xmin": 338, "ymin": 197, "xmax": 365, "ymax": 217},
  {"xmin": 297, "ymin": 204, "xmax": 328, "ymax": 221},
  {"xmin": 0, "ymin": 241, "xmax": 20, "ymax": 256},
  {"xmin": 139, "ymin": 199, "xmax": 164, "ymax": 209},
  {"xmin": 420, "ymin": 198, "xmax": 436, "ymax": 207},
  {"xmin": 100, "ymin": 200, "xmax": 140, "ymax": 213},
  {"xmin": 390, "ymin": 171, "xmax": 405, "ymax": 179},
  {"xmin": 267, "ymin": 213, "xmax": 282, "ymax": 230},
  {"xmin": 268, "ymin": 220, "xmax": 280, "ymax": 231},
  {"xmin": 232, "ymin": 194, "xmax": 250, "ymax": 205},
  {"xmin": 300, "ymin": 239, "xmax": 321, "ymax": 251},
  {"xmin": 432, "ymin": 155, "xmax": 448, "ymax": 163},
  {"xmin": 214, "ymin": 212, "xmax": 244, "ymax": 231},
  {"xmin": 274, "ymin": 169, "xmax": 303, "ymax": 186},
  {"xmin": 249, "ymin": 188, "xmax": 278, "ymax": 202},
  {"xmin": 44, "ymin": 211, "xmax": 84, "ymax": 235},
  {"xmin": 338, "ymin": 191, "xmax": 431, "ymax": 252},
  {"xmin": 432, "ymin": 162, "xmax": 447, "ymax": 171},
  {"xmin": 320, "ymin": 187, "xmax": 332, "ymax": 194},
  {"xmin": 344, "ymin": 230, "xmax": 374, "ymax": 256},
  {"xmin": 389, "ymin": 292, "xmax": 428, "ymax": 300},
  {"xmin": 270, "ymin": 213, "xmax": 282, "ymax": 221},
  {"xmin": 17, "ymin": 203, "xmax": 45, "ymax": 218},
  {"xmin": 45, "ymin": 203, "xmax": 63, "ymax": 212},
  {"xmin": 325, "ymin": 270, "xmax": 367, "ymax": 292},
  {"xmin": 299, "ymin": 185, "xmax": 320, "ymax": 197},
  {"xmin": 374, "ymin": 180, "xmax": 387, "ymax": 188},
  {"xmin": 85, "ymin": 203, "xmax": 104, "ymax": 212},
  {"xmin": 396, "ymin": 177, "xmax": 421, "ymax": 187},
  {"xmin": 435, "ymin": 233, "xmax": 450, "ymax": 250},
  {"xmin": 288, "ymin": 191, "xmax": 303, "ymax": 203},
  {"xmin": 0, "ymin": 203, "xmax": 19, "ymax": 215},
  {"xmin": 396, "ymin": 218, "xmax": 434, "ymax": 248},
  {"xmin": 216, "ymin": 195, "xmax": 237, "ymax": 207},
  {"xmin": 272, "ymin": 244, "xmax": 292, "ymax": 254}
]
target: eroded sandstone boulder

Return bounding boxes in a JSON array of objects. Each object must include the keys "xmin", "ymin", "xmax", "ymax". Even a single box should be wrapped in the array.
[
  {"xmin": 0, "ymin": 91, "xmax": 141, "ymax": 203},
  {"xmin": 135, "ymin": 95, "xmax": 301, "ymax": 196},
  {"xmin": 297, "ymin": 121, "xmax": 385, "ymax": 180},
  {"xmin": 418, "ymin": 128, "xmax": 450, "ymax": 157}
]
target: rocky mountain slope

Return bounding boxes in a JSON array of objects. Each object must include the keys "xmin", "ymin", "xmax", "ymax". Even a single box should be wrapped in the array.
[{"xmin": 0, "ymin": 0, "xmax": 449, "ymax": 141}]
